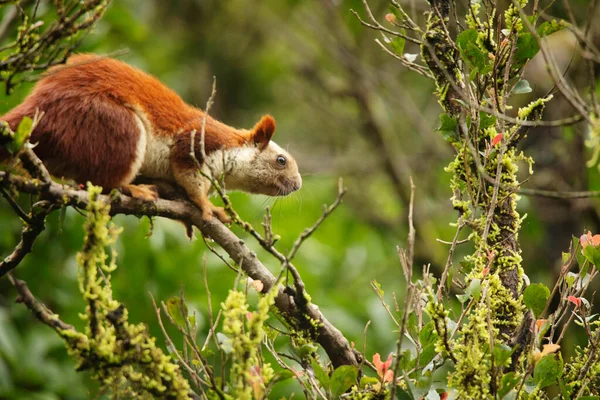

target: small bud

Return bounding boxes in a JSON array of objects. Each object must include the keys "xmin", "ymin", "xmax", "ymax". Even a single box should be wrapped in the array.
[
  {"xmin": 488, "ymin": 53, "xmax": 496, "ymax": 61},
  {"xmin": 251, "ymin": 279, "xmax": 264, "ymax": 293},
  {"xmin": 535, "ymin": 319, "xmax": 548, "ymax": 331},
  {"xmin": 385, "ymin": 13, "xmax": 397, "ymax": 23}
]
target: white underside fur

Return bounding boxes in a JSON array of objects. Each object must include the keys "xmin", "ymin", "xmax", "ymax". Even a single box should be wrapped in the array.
[{"xmin": 122, "ymin": 113, "xmax": 147, "ymax": 185}]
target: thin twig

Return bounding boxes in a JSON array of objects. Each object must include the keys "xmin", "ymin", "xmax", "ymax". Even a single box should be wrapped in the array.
[
  {"xmin": 518, "ymin": 188, "xmax": 600, "ymax": 199},
  {"xmin": 190, "ymin": 77, "xmax": 217, "ymax": 163},
  {"xmin": 436, "ymin": 220, "xmax": 465, "ymax": 301},
  {"xmin": 287, "ymin": 178, "xmax": 346, "ymax": 261},
  {"xmin": 8, "ymin": 273, "xmax": 76, "ymax": 332},
  {"xmin": 406, "ymin": 177, "xmax": 416, "ymax": 268}
]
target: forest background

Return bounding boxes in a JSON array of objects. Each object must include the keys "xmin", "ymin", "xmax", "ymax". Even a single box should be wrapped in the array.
[{"xmin": 0, "ymin": 0, "xmax": 599, "ymax": 398}]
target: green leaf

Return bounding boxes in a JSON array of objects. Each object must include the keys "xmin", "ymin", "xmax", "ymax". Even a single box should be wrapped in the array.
[
  {"xmin": 330, "ymin": 365, "xmax": 358, "ymax": 397},
  {"xmin": 480, "ymin": 112, "xmax": 496, "ymax": 129},
  {"xmin": 420, "ymin": 344, "xmax": 437, "ymax": 369},
  {"xmin": 200, "ymin": 348, "xmax": 214, "ymax": 358},
  {"xmin": 513, "ymin": 80, "xmax": 532, "ymax": 94},
  {"xmin": 400, "ymin": 348, "xmax": 415, "ymax": 370},
  {"xmin": 583, "ymin": 244, "xmax": 600, "ymax": 269},
  {"xmin": 431, "ymin": 359, "xmax": 455, "ymax": 384},
  {"xmin": 297, "ymin": 343, "xmax": 318, "ymax": 359},
  {"xmin": 456, "ymin": 278, "xmax": 481, "ymax": 304},
  {"xmin": 514, "ymin": 33, "xmax": 540, "ymax": 65},
  {"xmin": 437, "ymin": 113, "xmax": 458, "ymax": 142},
  {"xmin": 390, "ymin": 36, "xmax": 406, "ymax": 55},
  {"xmin": 372, "ymin": 280, "xmax": 384, "ymax": 296},
  {"xmin": 419, "ymin": 323, "xmax": 438, "ymax": 367},
  {"xmin": 494, "ymin": 343, "xmax": 513, "ymax": 367},
  {"xmin": 414, "ymin": 373, "xmax": 433, "ymax": 398},
  {"xmin": 6, "ymin": 116, "xmax": 33, "ymax": 154},
  {"xmin": 523, "ymin": 283, "xmax": 550, "ymax": 318},
  {"xmin": 456, "ymin": 29, "xmax": 490, "ymax": 73},
  {"xmin": 565, "ymin": 272, "xmax": 577, "ymax": 288},
  {"xmin": 359, "ymin": 376, "xmax": 379, "ymax": 388},
  {"xmin": 419, "ymin": 322, "xmax": 438, "ymax": 347},
  {"xmin": 460, "ymin": 260, "xmax": 475, "ymax": 274},
  {"xmin": 395, "ymin": 388, "xmax": 412, "ymax": 399},
  {"xmin": 498, "ymin": 372, "xmax": 520, "ymax": 399},
  {"xmin": 537, "ymin": 20, "xmax": 565, "ymax": 37},
  {"xmin": 573, "ymin": 235, "xmax": 586, "ymax": 270},
  {"xmin": 311, "ymin": 359, "xmax": 330, "ymax": 389},
  {"xmin": 166, "ymin": 296, "xmax": 188, "ymax": 328},
  {"xmin": 533, "ymin": 354, "xmax": 563, "ymax": 388},
  {"xmin": 558, "ymin": 377, "xmax": 572, "ymax": 399},
  {"xmin": 276, "ymin": 370, "xmax": 295, "ymax": 382}
]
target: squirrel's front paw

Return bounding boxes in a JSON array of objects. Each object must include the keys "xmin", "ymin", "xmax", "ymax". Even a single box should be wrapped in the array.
[{"xmin": 201, "ymin": 204, "xmax": 232, "ymax": 224}]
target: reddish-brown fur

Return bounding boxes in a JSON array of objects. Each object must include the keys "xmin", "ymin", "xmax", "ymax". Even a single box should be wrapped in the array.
[{"xmin": 0, "ymin": 54, "xmax": 265, "ymax": 188}]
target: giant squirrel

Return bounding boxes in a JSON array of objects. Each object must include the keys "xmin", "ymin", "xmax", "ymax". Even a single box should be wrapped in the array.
[{"xmin": 0, "ymin": 55, "xmax": 302, "ymax": 223}]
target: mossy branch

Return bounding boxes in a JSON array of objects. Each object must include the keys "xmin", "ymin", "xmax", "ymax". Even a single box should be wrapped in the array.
[{"xmin": 0, "ymin": 148, "xmax": 359, "ymax": 369}]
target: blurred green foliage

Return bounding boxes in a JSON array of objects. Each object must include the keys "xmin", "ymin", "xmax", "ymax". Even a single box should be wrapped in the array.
[{"xmin": 0, "ymin": 0, "xmax": 599, "ymax": 398}]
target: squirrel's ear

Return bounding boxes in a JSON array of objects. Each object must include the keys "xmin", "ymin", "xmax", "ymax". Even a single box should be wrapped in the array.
[{"xmin": 249, "ymin": 115, "xmax": 275, "ymax": 150}]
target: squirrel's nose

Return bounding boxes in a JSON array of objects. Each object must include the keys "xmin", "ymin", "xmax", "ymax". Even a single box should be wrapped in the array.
[{"xmin": 294, "ymin": 173, "xmax": 302, "ymax": 190}]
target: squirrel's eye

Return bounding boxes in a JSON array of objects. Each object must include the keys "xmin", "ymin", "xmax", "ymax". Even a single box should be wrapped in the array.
[{"xmin": 276, "ymin": 155, "xmax": 287, "ymax": 166}]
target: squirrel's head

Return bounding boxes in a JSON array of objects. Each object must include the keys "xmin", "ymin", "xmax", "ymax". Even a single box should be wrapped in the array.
[{"xmin": 224, "ymin": 115, "xmax": 302, "ymax": 196}]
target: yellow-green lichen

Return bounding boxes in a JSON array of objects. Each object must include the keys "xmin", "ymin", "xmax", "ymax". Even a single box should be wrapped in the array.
[
  {"xmin": 61, "ymin": 184, "xmax": 191, "ymax": 399},
  {"xmin": 222, "ymin": 283, "xmax": 278, "ymax": 400},
  {"xmin": 448, "ymin": 305, "xmax": 494, "ymax": 399}
]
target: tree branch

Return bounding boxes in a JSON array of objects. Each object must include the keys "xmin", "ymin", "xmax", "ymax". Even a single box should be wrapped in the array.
[
  {"xmin": 0, "ymin": 169, "xmax": 359, "ymax": 367},
  {"xmin": 0, "ymin": 207, "xmax": 47, "ymax": 278},
  {"xmin": 7, "ymin": 273, "xmax": 76, "ymax": 332}
]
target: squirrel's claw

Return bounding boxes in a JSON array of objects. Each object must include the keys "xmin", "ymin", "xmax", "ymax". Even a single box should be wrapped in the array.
[
  {"xmin": 212, "ymin": 206, "xmax": 232, "ymax": 224},
  {"xmin": 201, "ymin": 204, "xmax": 232, "ymax": 225}
]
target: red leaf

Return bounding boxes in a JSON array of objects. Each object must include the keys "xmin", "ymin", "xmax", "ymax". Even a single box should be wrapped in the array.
[
  {"xmin": 373, "ymin": 353, "xmax": 393, "ymax": 379},
  {"xmin": 383, "ymin": 369, "xmax": 393, "ymax": 383},
  {"xmin": 491, "ymin": 133, "xmax": 503, "ymax": 146},
  {"xmin": 567, "ymin": 296, "xmax": 582, "ymax": 308},
  {"xmin": 581, "ymin": 230, "xmax": 600, "ymax": 249}
]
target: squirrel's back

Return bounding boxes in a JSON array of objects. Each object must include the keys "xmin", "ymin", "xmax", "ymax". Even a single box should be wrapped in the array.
[
  {"xmin": 0, "ymin": 55, "xmax": 246, "ymax": 187},
  {"xmin": 5, "ymin": 54, "xmax": 200, "ymax": 135}
]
